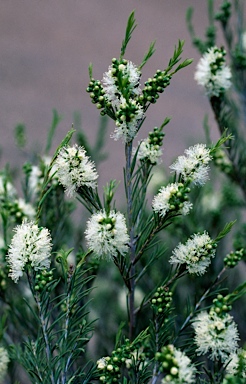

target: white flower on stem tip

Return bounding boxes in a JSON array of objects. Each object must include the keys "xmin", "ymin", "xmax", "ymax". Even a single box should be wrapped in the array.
[
  {"xmin": 192, "ymin": 311, "xmax": 240, "ymax": 362},
  {"xmin": 102, "ymin": 60, "xmax": 141, "ymax": 107},
  {"xmin": 170, "ymin": 144, "xmax": 212, "ymax": 186},
  {"xmin": 85, "ymin": 210, "xmax": 129, "ymax": 259},
  {"xmin": 169, "ymin": 231, "xmax": 216, "ymax": 275},
  {"xmin": 152, "ymin": 183, "xmax": 193, "ymax": 217},
  {"xmin": 137, "ymin": 138, "xmax": 163, "ymax": 164},
  {"xmin": 102, "ymin": 59, "xmax": 143, "ymax": 142},
  {"xmin": 0, "ymin": 347, "xmax": 9, "ymax": 382},
  {"xmin": 55, "ymin": 144, "xmax": 98, "ymax": 196},
  {"xmin": 7, "ymin": 221, "xmax": 52, "ymax": 283},
  {"xmin": 194, "ymin": 46, "xmax": 231, "ymax": 97}
]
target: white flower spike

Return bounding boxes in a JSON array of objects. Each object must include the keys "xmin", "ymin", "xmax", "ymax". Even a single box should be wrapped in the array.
[
  {"xmin": 194, "ymin": 46, "xmax": 231, "ymax": 97},
  {"xmin": 85, "ymin": 210, "xmax": 130, "ymax": 259},
  {"xmin": 7, "ymin": 221, "xmax": 52, "ymax": 283},
  {"xmin": 55, "ymin": 144, "xmax": 98, "ymax": 197}
]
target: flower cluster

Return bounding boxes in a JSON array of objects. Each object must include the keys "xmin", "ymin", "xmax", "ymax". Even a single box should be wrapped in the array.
[
  {"xmin": 170, "ymin": 143, "xmax": 212, "ymax": 186},
  {"xmin": 155, "ymin": 344, "xmax": 196, "ymax": 384},
  {"xmin": 152, "ymin": 182, "xmax": 192, "ymax": 217},
  {"xmin": 101, "ymin": 58, "xmax": 144, "ymax": 142},
  {"xmin": 55, "ymin": 144, "xmax": 98, "ymax": 197},
  {"xmin": 192, "ymin": 310, "xmax": 240, "ymax": 362},
  {"xmin": 169, "ymin": 231, "xmax": 217, "ymax": 275},
  {"xmin": 7, "ymin": 221, "xmax": 52, "ymax": 283},
  {"xmin": 194, "ymin": 46, "xmax": 231, "ymax": 97},
  {"xmin": 224, "ymin": 248, "xmax": 244, "ymax": 268},
  {"xmin": 102, "ymin": 59, "xmax": 141, "ymax": 106},
  {"xmin": 85, "ymin": 210, "xmax": 129, "ymax": 259},
  {"xmin": 137, "ymin": 127, "xmax": 165, "ymax": 164},
  {"xmin": 0, "ymin": 347, "xmax": 9, "ymax": 382}
]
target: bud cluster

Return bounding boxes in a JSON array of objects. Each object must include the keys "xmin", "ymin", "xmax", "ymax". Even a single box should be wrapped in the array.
[
  {"xmin": 139, "ymin": 71, "xmax": 171, "ymax": 105},
  {"xmin": 224, "ymin": 249, "xmax": 244, "ymax": 268},
  {"xmin": 211, "ymin": 294, "xmax": 232, "ymax": 317},
  {"xmin": 209, "ymin": 47, "xmax": 227, "ymax": 75},
  {"xmin": 98, "ymin": 215, "xmax": 116, "ymax": 234},
  {"xmin": 86, "ymin": 79, "xmax": 107, "ymax": 114},
  {"xmin": 137, "ymin": 127, "xmax": 165, "ymax": 165},
  {"xmin": 97, "ymin": 339, "xmax": 145, "ymax": 383},
  {"xmin": 34, "ymin": 269, "xmax": 53, "ymax": 291},
  {"xmin": 151, "ymin": 286, "xmax": 173, "ymax": 314}
]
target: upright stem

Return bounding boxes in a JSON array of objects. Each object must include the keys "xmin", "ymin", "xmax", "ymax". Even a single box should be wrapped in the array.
[
  {"xmin": 35, "ymin": 292, "xmax": 56, "ymax": 384},
  {"xmin": 125, "ymin": 141, "xmax": 136, "ymax": 340},
  {"xmin": 27, "ymin": 270, "xmax": 55, "ymax": 384}
]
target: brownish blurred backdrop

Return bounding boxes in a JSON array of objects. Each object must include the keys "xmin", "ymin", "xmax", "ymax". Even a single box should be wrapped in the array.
[{"xmin": 0, "ymin": 0, "xmax": 217, "ymax": 186}]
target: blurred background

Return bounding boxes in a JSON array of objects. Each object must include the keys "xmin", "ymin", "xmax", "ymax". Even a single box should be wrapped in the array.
[{"xmin": 0, "ymin": 0, "xmax": 217, "ymax": 185}]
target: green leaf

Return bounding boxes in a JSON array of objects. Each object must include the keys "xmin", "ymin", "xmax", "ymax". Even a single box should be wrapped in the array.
[
  {"xmin": 139, "ymin": 40, "xmax": 156, "ymax": 70},
  {"xmin": 210, "ymin": 131, "xmax": 234, "ymax": 154},
  {"xmin": 160, "ymin": 116, "xmax": 171, "ymax": 130},
  {"xmin": 174, "ymin": 58, "xmax": 193, "ymax": 73},
  {"xmin": 120, "ymin": 10, "xmax": 137, "ymax": 58},
  {"xmin": 14, "ymin": 123, "xmax": 26, "ymax": 148},
  {"xmin": 88, "ymin": 63, "xmax": 93, "ymax": 80},
  {"xmin": 215, "ymin": 220, "xmax": 236, "ymax": 242},
  {"xmin": 45, "ymin": 109, "xmax": 63, "ymax": 154}
]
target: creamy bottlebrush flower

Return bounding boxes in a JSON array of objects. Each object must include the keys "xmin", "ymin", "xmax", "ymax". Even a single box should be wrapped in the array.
[
  {"xmin": 137, "ymin": 138, "xmax": 163, "ymax": 164},
  {"xmin": 85, "ymin": 210, "xmax": 129, "ymax": 258},
  {"xmin": 55, "ymin": 145, "xmax": 98, "ymax": 196},
  {"xmin": 170, "ymin": 144, "xmax": 212, "ymax": 186},
  {"xmin": 0, "ymin": 347, "xmax": 9, "ymax": 382},
  {"xmin": 169, "ymin": 231, "xmax": 216, "ymax": 275},
  {"xmin": 152, "ymin": 183, "xmax": 193, "ymax": 217},
  {"xmin": 7, "ymin": 221, "xmax": 52, "ymax": 283},
  {"xmin": 102, "ymin": 60, "xmax": 141, "ymax": 107},
  {"xmin": 157, "ymin": 345, "xmax": 196, "ymax": 384},
  {"xmin": 193, "ymin": 311, "xmax": 240, "ymax": 362},
  {"xmin": 102, "ymin": 59, "xmax": 143, "ymax": 142},
  {"xmin": 194, "ymin": 46, "xmax": 231, "ymax": 97}
]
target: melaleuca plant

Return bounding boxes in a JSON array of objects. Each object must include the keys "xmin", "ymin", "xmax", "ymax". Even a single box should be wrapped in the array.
[{"xmin": 1, "ymin": 9, "xmax": 246, "ymax": 384}]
